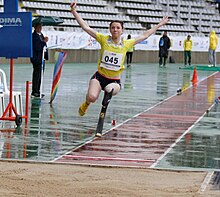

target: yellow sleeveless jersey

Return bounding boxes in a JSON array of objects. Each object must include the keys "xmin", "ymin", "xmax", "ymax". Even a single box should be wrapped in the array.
[{"xmin": 96, "ymin": 32, "xmax": 135, "ymax": 79}]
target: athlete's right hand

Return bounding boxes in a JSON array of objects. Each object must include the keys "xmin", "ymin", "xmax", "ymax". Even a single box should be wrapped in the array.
[{"xmin": 70, "ymin": 1, "xmax": 77, "ymax": 12}]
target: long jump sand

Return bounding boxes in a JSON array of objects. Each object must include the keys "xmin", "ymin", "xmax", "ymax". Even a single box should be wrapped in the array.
[{"xmin": 0, "ymin": 161, "xmax": 218, "ymax": 197}]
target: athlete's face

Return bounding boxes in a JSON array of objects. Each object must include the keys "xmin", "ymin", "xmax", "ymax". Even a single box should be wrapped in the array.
[{"xmin": 110, "ymin": 22, "xmax": 123, "ymax": 38}]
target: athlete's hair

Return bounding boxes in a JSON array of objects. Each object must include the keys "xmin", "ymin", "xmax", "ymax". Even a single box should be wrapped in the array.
[{"xmin": 109, "ymin": 20, "xmax": 124, "ymax": 29}]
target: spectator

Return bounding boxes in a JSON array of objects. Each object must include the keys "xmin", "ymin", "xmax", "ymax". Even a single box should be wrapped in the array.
[
  {"xmin": 208, "ymin": 30, "xmax": 218, "ymax": 67},
  {"xmin": 184, "ymin": 35, "xmax": 192, "ymax": 66},
  {"xmin": 215, "ymin": 0, "xmax": 220, "ymax": 14},
  {"xmin": 126, "ymin": 34, "xmax": 135, "ymax": 67},
  {"xmin": 158, "ymin": 31, "xmax": 171, "ymax": 67},
  {"xmin": 30, "ymin": 23, "xmax": 48, "ymax": 98}
]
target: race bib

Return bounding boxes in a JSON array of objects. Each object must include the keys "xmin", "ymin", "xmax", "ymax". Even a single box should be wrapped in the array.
[{"xmin": 100, "ymin": 51, "xmax": 123, "ymax": 71}]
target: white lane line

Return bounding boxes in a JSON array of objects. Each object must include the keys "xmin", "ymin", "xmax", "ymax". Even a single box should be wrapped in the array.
[
  {"xmin": 53, "ymin": 71, "xmax": 219, "ymax": 164},
  {"xmin": 199, "ymin": 171, "xmax": 214, "ymax": 193},
  {"xmin": 150, "ymin": 71, "xmax": 219, "ymax": 168}
]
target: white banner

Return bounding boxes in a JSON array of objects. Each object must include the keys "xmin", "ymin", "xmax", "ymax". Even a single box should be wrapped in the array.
[{"xmin": 42, "ymin": 30, "xmax": 219, "ymax": 52}]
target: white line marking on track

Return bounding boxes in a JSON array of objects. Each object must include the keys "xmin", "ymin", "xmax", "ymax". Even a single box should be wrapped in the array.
[
  {"xmin": 63, "ymin": 155, "xmax": 155, "ymax": 162},
  {"xmin": 199, "ymin": 171, "xmax": 214, "ymax": 193},
  {"xmin": 53, "ymin": 71, "xmax": 219, "ymax": 165},
  {"xmin": 150, "ymin": 71, "xmax": 218, "ymax": 168}
]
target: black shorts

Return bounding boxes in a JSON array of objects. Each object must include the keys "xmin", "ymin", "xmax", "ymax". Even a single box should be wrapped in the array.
[{"xmin": 91, "ymin": 71, "xmax": 121, "ymax": 90}]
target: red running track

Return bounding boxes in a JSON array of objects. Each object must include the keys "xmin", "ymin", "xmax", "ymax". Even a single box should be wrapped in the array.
[{"xmin": 55, "ymin": 72, "xmax": 220, "ymax": 168}]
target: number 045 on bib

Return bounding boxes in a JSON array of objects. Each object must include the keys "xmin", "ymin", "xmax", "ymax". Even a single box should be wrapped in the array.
[{"xmin": 100, "ymin": 51, "xmax": 123, "ymax": 71}]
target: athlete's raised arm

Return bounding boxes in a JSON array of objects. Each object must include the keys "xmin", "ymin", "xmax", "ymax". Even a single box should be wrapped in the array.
[
  {"xmin": 70, "ymin": 1, "xmax": 97, "ymax": 39},
  {"xmin": 134, "ymin": 16, "xmax": 169, "ymax": 45}
]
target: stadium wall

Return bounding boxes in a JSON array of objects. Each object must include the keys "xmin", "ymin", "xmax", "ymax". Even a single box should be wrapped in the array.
[{"xmin": 0, "ymin": 50, "xmax": 215, "ymax": 65}]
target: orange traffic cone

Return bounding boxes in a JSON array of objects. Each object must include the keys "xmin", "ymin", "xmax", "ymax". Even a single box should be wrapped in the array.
[{"xmin": 191, "ymin": 67, "xmax": 198, "ymax": 84}]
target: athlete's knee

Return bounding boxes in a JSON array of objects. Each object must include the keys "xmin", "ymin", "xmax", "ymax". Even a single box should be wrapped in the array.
[
  {"xmin": 105, "ymin": 83, "xmax": 120, "ymax": 96},
  {"xmin": 87, "ymin": 93, "xmax": 98, "ymax": 103}
]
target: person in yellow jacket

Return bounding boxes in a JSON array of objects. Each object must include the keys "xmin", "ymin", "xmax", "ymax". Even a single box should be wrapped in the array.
[
  {"xmin": 70, "ymin": 1, "xmax": 168, "ymax": 116},
  {"xmin": 184, "ymin": 35, "xmax": 192, "ymax": 66},
  {"xmin": 208, "ymin": 30, "xmax": 219, "ymax": 67}
]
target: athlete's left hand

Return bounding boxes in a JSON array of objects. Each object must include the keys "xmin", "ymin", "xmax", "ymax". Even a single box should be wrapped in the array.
[{"xmin": 160, "ymin": 16, "xmax": 169, "ymax": 26}]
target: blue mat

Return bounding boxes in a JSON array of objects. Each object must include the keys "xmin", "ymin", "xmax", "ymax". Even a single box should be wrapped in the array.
[{"xmin": 179, "ymin": 65, "xmax": 220, "ymax": 71}]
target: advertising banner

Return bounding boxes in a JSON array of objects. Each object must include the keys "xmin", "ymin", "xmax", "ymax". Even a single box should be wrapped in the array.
[{"xmin": 44, "ymin": 30, "xmax": 214, "ymax": 52}]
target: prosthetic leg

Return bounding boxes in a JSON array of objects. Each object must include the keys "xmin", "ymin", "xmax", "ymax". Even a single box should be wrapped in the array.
[{"xmin": 95, "ymin": 89, "xmax": 114, "ymax": 137}]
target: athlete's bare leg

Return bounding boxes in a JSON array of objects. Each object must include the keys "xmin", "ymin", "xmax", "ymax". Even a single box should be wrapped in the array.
[{"xmin": 86, "ymin": 78, "xmax": 102, "ymax": 104}]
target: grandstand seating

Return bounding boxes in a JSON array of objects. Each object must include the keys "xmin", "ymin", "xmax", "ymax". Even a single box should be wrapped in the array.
[
  {"xmin": 0, "ymin": 0, "xmax": 220, "ymax": 35},
  {"xmin": 0, "ymin": 0, "xmax": 3, "ymax": 12}
]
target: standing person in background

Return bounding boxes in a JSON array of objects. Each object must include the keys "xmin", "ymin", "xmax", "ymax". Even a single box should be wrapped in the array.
[
  {"xmin": 70, "ymin": 1, "xmax": 168, "ymax": 117},
  {"xmin": 184, "ymin": 35, "xmax": 192, "ymax": 67},
  {"xmin": 126, "ymin": 34, "xmax": 134, "ymax": 67},
  {"xmin": 208, "ymin": 30, "xmax": 218, "ymax": 67},
  {"xmin": 158, "ymin": 31, "xmax": 171, "ymax": 68},
  {"xmin": 30, "ymin": 23, "xmax": 48, "ymax": 98},
  {"xmin": 215, "ymin": 0, "xmax": 220, "ymax": 14}
]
